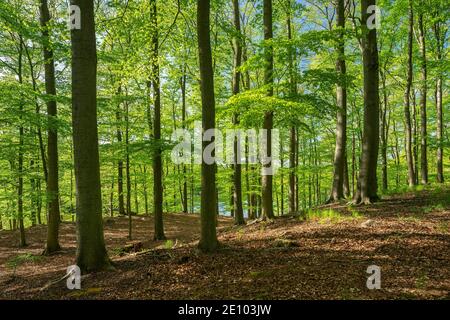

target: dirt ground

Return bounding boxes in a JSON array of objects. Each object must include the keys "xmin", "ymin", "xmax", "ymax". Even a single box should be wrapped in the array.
[{"xmin": 0, "ymin": 187, "xmax": 449, "ymax": 300}]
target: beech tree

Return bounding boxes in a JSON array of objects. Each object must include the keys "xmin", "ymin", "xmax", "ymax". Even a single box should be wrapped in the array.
[
  {"xmin": 261, "ymin": 0, "xmax": 274, "ymax": 219},
  {"xmin": 354, "ymin": 0, "xmax": 381, "ymax": 204},
  {"xmin": 71, "ymin": 0, "xmax": 110, "ymax": 272},
  {"xmin": 197, "ymin": 0, "xmax": 218, "ymax": 252},
  {"xmin": 40, "ymin": 0, "xmax": 61, "ymax": 254}
]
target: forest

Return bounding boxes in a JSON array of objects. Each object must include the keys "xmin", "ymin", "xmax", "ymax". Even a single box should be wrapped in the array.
[{"xmin": 0, "ymin": 0, "xmax": 449, "ymax": 301}]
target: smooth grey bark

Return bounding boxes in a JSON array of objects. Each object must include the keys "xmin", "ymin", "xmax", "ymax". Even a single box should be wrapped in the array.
[
  {"xmin": 71, "ymin": 0, "xmax": 110, "ymax": 272},
  {"xmin": 354, "ymin": 0, "xmax": 380, "ymax": 204},
  {"xmin": 329, "ymin": 0, "xmax": 347, "ymax": 202},
  {"xmin": 197, "ymin": 0, "xmax": 219, "ymax": 252}
]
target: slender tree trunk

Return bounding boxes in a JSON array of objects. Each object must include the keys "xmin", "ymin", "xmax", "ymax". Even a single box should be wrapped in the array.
[
  {"xmin": 30, "ymin": 159, "xmax": 37, "ymax": 226},
  {"xmin": 150, "ymin": 0, "xmax": 166, "ymax": 240},
  {"xmin": 232, "ymin": 0, "xmax": 245, "ymax": 225},
  {"xmin": 280, "ymin": 137, "xmax": 284, "ymax": 215},
  {"xmin": 40, "ymin": 0, "xmax": 61, "ymax": 254},
  {"xmin": 287, "ymin": 2, "xmax": 297, "ymax": 214},
  {"xmin": 197, "ymin": 0, "xmax": 218, "ymax": 252},
  {"xmin": 261, "ymin": 0, "xmax": 274, "ymax": 219},
  {"xmin": 180, "ymin": 69, "xmax": 189, "ymax": 212},
  {"xmin": 413, "ymin": 90, "xmax": 419, "ymax": 184},
  {"xmin": 116, "ymin": 88, "xmax": 126, "ymax": 216},
  {"xmin": 404, "ymin": 0, "xmax": 416, "ymax": 187},
  {"xmin": 108, "ymin": 175, "xmax": 113, "ymax": 217},
  {"xmin": 343, "ymin": 151, "xmax": 350, "ymax": 197},
  {"xmin": 329, "ymin": 0, "xmax": 347, "ymax": 202},
  {"xmin": 133, "ymin": 167, "xmax": 139, "ymax": 214},
  {"xmin": 289, "ymin": 127, "xmax": 296, "ymax": 214},
  {"xmin": 418, "ymin": 12, "xmax": 428, "ymax": 184},
  {"xmin": 354, "ymin": 0, "xmax": 380, "ymax": 204},
  {"xmin": 380, "ymin": 70, "xmax": 389, "ymax": 191},
  {"xmin": 434, "ymin": 20, "xmax": 444, "ymax": 183},
  {"xmin": 125, "ymin": 98, "xmax": 132, "ymax": 239},
  {"xmin": 296, "ymin": 129, "xmax": 300, "ymax": 210},
  {"xmin": 71, "ymin": 0, "xmax": 110, "ymax": 272},
  {"xmin": 17, "ymin": 36, "xmax": 26, "ymax": 247},
  {"xmin": 245, "ymin": 137, "xmax": 252, "ymax": 218}
]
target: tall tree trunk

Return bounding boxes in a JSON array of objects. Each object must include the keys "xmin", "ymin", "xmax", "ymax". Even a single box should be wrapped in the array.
[
  {"xmin": 30, "ymin": 159, "xmax": 37, "ymax": 226},
  {"xmin": 380, "ymin": 70, "xmax": 389, "ymax": 191},
  {"xmin": 280, "ymin": 137, "xmax": 284, "ymax": 215},
  {"xmin": 329, "ymin": 0, "xmax": 347, "ymax": 202},
  {"xmin": 418, "ymin": 11, "xmax": 428, "ymax": 184},
  {"xmin": 116, "ymin": 88, "xmax": 126, "ymax": 216},
  {"xmin": 232, "ymin": 0, "xmax": 245, "ymax": 225},
  {"xmin": 125, "ymin": 98, "xmax": 132, "ymax": 239},
  {"xmin": 71, "ymin": 0, "xmax": 110, "ymax": 272},
  {"xmin": 180, "ymin": 69, "xmax": 189, "ymax": 213},
  {"xmin": 109, "ymin": 176, "xmax": 114, "ymax": 217},
  {"xmin": 434, "ymin": 20, "xmax": 444, "ymax": 183},
  {"xmin": 354, "ymin": 0, "xmax": 380, "ymax": 204},
  {"xmin": 404, "ymin": 0, "xmax": 416, "ymax": 187},
  {"xmin": 40, "ymin": 0, "xmax": 61, "ymax": 254},
  {"xmin": 343, "ymin": 151, "xmax": 350, "ymax": 197},
  {"xmin": 197, "ymin": 0, "xmax": 218, "ymax": 252},
  {"xmin": 289, "ymin": 127, "xmax": 296, "ymax": 213},
  {"xmin": 150, "ymin": 0, "xmax": 166, "ymax": 240},
  {"xmin": 413, "ymin": 90, "xmax": 419, "ymax": 184},
  {"xmin": 287, "ymin": 2, "xmax": 297, "ymax": 214},
  {"xmin": 17, "ymin": 36, "xmax": 26, "ymax": 247},
  {"xmin": 261, "ymin": 0, "xmax": 274, "ymax": 219},
  {"xmin": 296, "ymin": 129, "xmax": 300, "ymax": 210},
  {"xmin": 134, "ymin": 167, "xmax": 139, "ymax": 214},
  {"xmin": 142, "ymin": 165, "xmax": 149, "ymax": 215}
]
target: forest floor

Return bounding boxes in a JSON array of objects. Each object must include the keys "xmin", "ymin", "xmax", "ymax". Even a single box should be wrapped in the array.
[{"xmin": 0, "ymin": 186, "xmax": 449, "ymax": 300}]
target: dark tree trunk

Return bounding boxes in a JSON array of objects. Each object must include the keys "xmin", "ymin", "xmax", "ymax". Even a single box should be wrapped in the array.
[
  {"xmin": 71, "ymin": 0, "xmax": 110, "ymax": 273},
  {"xmin": 261, "ymin": 0, "xmax": 274, "ymax": 219},
  {"xmin": 150, "ymin": 0, "xmax": 166, "ymax": 240},
  {"xmin": 197, "ymin": 0, "xmax": 218, "ymax": 252},
  {"xmin": 232, "ymin": 0, "xmax": 245, "ymax": 225},
  {"xmin": 354, "ymin": 0, "xmax": 380, "ymax": 204},
  {"xmin": 40, "ymin": 0, "xmax": 61, "ymax": 254},
  {"xmin": 329, "ymin": 0, "xmax": 347, "ymax": 202}
]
